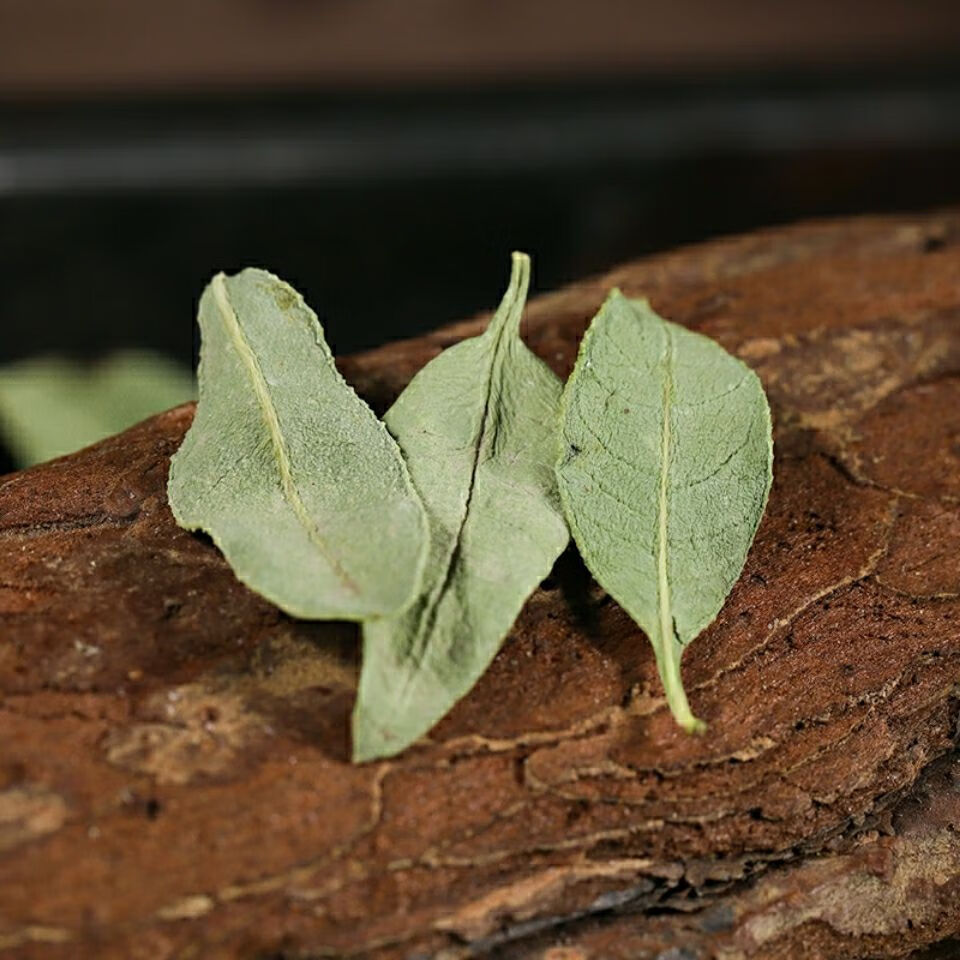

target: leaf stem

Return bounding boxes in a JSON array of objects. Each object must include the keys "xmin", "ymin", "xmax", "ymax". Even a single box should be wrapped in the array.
[
  {"xmin": 659, "ymin": 635, "xmax": 706, "ymax": 734},
  {"xmin": 656, "ymin": 324, "xmax": 705, "ymax": 734}
]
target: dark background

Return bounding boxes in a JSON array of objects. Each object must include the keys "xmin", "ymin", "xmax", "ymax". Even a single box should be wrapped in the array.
[{"xmin": 2, "ymin": 0, "xmax": 960, "ymax": 471}]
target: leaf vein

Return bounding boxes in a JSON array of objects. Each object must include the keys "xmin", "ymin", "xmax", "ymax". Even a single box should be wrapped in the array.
[
  {"xmin": 212, "ymin": 275, "xmax": 359, "ymax": 594},
  {"xmin": 395, "ymin": 259, "xmax": 528, "ymax": 695}
]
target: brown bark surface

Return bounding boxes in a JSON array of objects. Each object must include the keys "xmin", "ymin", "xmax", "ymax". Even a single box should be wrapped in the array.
[{"xmin": 2, "ymin": 211, "xmax": 960, "ymax": 959}]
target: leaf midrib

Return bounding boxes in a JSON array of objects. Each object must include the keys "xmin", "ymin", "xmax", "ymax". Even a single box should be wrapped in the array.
[
  {"xmin": 395, "ymin": 276, "xmax": 523, "ymax": 692},
  {"xmin": 656, "ymin": 323, "xmax": 677, "ymax": 653},
  {"xmin": 212, "ymin": 274, "xmax": 359, "ymax": 595}
]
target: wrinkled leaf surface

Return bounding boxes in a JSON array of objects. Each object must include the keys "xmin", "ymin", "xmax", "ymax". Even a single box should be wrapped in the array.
[
  {"xmin": 353, "ymin": 253, "xmax": 569, "ymax": 761},
  {"xmin": 168, "ymin": 268, "xmax": 427, "ymax": 621}
]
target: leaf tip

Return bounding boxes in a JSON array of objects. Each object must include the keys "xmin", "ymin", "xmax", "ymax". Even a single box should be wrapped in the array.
[
  {"xmin": 508, "ymin": 251, "xmax": 532, "ymax": 303},
  {"xmin": 604, "ymin": 287, "xmax": 632, "ymax": 307},
  {"xmin": 351, "ymin": 689, "xmax": 410, "ymax": 763},
  {"xmin": 509, "ymin": 250, "xmax": 532, "ymax": 270},
  {"xmin": 350, "ymin": 716, "xmax": 398, "ymax": 764},
  {"xmin": 486, "ymin": 251, "xmax": 532, "ymax": 338}
]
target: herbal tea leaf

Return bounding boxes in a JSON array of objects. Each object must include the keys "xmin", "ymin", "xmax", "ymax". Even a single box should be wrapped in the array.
[
  {"xmin": 0, "ymin": 351, "xmax": 194, "ymax": 468},
  {"xmin": 353, "ymin": 253, "xmax": 569, "ymax": 762},
  {"xmin": 556, "ymin": 292, "xmax": 772, "ymax": 732},
  {"xmin": 168, "ymin": 269, "xmax": 428, "ymax": 621}
]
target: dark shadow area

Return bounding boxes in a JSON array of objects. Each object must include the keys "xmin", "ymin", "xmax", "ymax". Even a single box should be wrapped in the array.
[
  {"xmin": 3, "ymin": 67, "xmax": 960, "ymax": 372},
  {"xmin": 550, "ymin": 542, "xmax": 607, "ymax": 632}
]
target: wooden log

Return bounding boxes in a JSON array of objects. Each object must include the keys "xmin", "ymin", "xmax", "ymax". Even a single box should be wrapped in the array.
[{"xmin": 1, "ymin": 211, "xmax": 959, "ymax": 959}]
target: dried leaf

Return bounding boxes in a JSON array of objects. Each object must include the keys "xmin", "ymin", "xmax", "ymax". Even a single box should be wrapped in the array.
[
  {"xmin": 353, "ymin": 253, "xmax": 569, "ymax": 762},
  {"xmin": 556, "ymin": 292, "xmax": 772, "ymax": 731},
  {"xmin": 0, "ymin": 351, "xmax": 194, "ymax": 467},
  {"xmin": 168, "ymin": 269, "xmax": 427, "ymax": 621}
]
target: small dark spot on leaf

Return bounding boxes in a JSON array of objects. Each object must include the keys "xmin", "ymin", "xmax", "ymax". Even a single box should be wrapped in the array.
[{"xmin": 271, "ymin": 286, "xmax": 299, "ymax": 312}]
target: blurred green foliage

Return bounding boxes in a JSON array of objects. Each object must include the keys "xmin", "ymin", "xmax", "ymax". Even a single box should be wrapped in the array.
[{"xmin": 0, "ymin": 351, "xmax": 195, "ymax": 468}]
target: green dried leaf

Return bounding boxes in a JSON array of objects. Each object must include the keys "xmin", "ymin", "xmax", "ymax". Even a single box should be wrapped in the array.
[
  {"xmin": 168, "ymin": 268, "xmax": 428, "ymax": 621},
  {"xmin": 556, "ymin": 292, "xmax": 772, "ymax": 732},
  {"xmin": 353, "ymin": 253, "xmax": 569, "ymax": 762},
  {"xmin": 0, "ymin": 351, "xmax": 195, "ymax": 468}
]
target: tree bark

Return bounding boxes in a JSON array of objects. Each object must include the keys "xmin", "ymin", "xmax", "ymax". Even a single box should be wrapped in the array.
[{"xmin": 2, "ymin": 211, "xmax": 960, "ymax": 960}]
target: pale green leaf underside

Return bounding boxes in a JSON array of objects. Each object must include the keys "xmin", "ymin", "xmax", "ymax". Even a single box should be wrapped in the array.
[
  {"xmin": 0, "ymin": 351, "xmax": 195, "ymax": 468},
  {"xmin": 353, "ymin": 253, "xmax": 569, "ymax": 762},
  {"xmin": 556, "ymin": 292, "xmax": 772, "ymax": 731},
  {"xmin": 167, "ymin": 268, "xmax": 428, "ymax": 621}
]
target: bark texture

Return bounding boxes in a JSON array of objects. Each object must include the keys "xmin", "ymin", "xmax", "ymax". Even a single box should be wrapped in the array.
[{"xmin": 2, "ymin": 212, "xmax": 960, "ymax": 959}]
